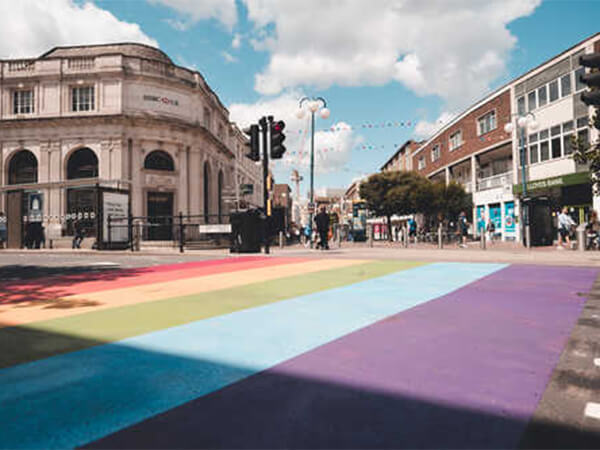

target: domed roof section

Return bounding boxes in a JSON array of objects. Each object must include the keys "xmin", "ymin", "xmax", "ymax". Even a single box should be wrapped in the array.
[{"xmin": 40, "ymin": 43, "xmax": 172, "ymax": 64}]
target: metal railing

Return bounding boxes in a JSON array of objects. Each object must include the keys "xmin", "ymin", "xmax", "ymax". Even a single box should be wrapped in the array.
[
  {"xmin": 476, "ymin": 171, "xmax": 513, "ymax": 191},
  {"xmin": 106, "ymin": 213, "xmax": 231, "ymax": 252}
]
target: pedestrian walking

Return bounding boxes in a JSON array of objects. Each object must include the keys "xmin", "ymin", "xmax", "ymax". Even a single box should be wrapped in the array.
[
  {"xmin": 0, "ymin": 212, "xmax": 7, "ymax": 249},
  {"xmin": 314, "ymin": 206, "xmax": 330, "ymax": 250},
  {"xmin": 458, "ymin": 211, "xmax": 469, "ymax": 248},
  {"xmin": 557, "ymin": 207, "xmax": 576, "ymax": 250},
  {"xmin": 72, "ymin": 220, "xmax": 85, "ymax": 249},
  {"xmin": 586, "ymin": 210, "xmax": 600, "ymax": 250},
  {"xmin": 486, "ymin": 220, "xmax": 495, "ymax": 244}
]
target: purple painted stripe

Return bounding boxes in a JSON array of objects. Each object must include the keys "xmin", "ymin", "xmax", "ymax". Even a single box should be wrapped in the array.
[{"xmin": 86, "ymin": 265, "xmax": 598, "ymax": 449}]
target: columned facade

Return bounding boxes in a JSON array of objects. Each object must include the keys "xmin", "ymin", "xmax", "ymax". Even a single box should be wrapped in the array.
[{"xmin": 0, "ymin": 43, "xmax": 259, "ymax": 247}]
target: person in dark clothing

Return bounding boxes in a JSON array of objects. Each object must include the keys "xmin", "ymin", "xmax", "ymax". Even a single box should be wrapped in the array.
[
  {"xmin": 314, "ymin": 207, "xmax": 330, "ymax": 250},
  {"xmin": 72, "ymin": 220, "xmax": 85, "ymax": 249}
]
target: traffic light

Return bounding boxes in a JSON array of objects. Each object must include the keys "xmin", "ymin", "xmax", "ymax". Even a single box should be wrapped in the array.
[
  {"xmin": 579, "ymin": 53, "xmax": 600, "ymax": 106},
  {"xmin": 243, "ymin": 124, "xmax": 260, "ymax": 161},
  {"xmin": 270, "ymin": 120, "xmax": 286, "ymax": 159}
]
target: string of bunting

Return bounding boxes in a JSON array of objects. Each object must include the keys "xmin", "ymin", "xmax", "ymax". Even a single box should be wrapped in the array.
[
  {"xmin": 288, "ymin": 119, "xmax": 426, "ymax": 135},
  {"xmin": 286, "ymin": 128, "xmax": 504, "ymax": 157}
]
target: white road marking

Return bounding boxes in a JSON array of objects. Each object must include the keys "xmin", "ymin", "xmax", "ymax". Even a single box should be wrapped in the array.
[
  {"xmin": 594, "ymin": 358, "xmax": 600, "ymax": 367},
  {"xmin": 585, "ymin": 402, "xmax": 600, "ymax": 420}
]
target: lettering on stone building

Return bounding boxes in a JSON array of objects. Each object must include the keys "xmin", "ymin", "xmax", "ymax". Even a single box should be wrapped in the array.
[
  {"xmin": 143, "ymin": 95, "xmax": 179, "ymax": 106},
  {"xmin": 145, "ymin": 174, "xmax": 176, "ymax": 186}
]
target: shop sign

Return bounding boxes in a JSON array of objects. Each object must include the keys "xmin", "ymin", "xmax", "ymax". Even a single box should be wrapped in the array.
[{"xmin": 513, "ymin": 172, "xmax": 590, "ymax": 194}]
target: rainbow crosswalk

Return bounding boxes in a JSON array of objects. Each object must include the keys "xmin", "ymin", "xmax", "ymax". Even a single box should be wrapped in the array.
[{"xmin": 0, "ymin": 257, "xmax": 597, "ymax": 448}]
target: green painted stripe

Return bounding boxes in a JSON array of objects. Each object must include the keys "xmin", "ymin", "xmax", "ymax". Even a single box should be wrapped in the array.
[{"xmin": 0, "ymin": 260, "xmax": 423, "ymax": 369}]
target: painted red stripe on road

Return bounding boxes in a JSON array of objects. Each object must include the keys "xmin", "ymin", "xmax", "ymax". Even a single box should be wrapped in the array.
[{"xmin": 1, "ymin": 256, "xmax": 304, "ymax": 304}]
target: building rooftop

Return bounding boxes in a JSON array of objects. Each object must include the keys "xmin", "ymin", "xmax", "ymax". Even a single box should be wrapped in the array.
[{"xmin": 39, "ymin": 43, "xmax": 172, "ymax": 64}]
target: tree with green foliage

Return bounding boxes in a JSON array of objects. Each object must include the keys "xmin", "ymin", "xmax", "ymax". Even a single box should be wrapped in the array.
[
  {"xmin": 359, "ymin": 171, "xmax": 438, "ymax": 240},
  {"xmin": 572, "ymin": 111, "xmax": 600, "ymax": 193},
  {"xmin": 433, "ymin": 181, "xmax": 473, "ymax": 223}
]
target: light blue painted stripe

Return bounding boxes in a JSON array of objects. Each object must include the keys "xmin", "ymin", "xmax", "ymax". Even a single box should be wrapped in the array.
[{"xmin": 0, "ymin": 262, "xmax": 505, "ymax": 449}]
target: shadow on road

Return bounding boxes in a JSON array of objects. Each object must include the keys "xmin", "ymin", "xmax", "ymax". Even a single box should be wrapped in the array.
[
  {"xmin": 0, "ymin": 265, "xmax": 143, "ymax": 308},
  {"xmin": 0, "ymin": 323, "xmax": 598, "ymax": 449}
]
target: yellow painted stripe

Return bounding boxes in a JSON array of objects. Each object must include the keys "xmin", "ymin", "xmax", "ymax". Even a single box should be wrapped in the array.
[{"xmin": 0, "ymin": 259, "xmax": 367, "ymax": 328}]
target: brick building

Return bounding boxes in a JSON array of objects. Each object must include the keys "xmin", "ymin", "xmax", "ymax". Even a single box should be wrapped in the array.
[{"xmin": 402, "ymin": 32, "xmax": 600, "ymax": 243}]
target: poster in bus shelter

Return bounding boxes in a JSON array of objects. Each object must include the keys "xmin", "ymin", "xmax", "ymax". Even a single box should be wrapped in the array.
[{"xmin": 102, "ymin": 191, "xmax": 129, "ymax": 243}]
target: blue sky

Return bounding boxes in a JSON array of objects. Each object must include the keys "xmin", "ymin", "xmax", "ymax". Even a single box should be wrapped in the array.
[{"xmin": 2, "ymin": 0, "xmax": 600, "ymax": 199}]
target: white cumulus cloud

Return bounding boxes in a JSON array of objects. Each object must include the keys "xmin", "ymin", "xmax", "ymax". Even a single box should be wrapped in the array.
[
  {"xmin": 149, "ymin": 0, "xmax": 237, "ymax": 29},
  {"xmin": 242, "ymin": 0, "xmax": 541, "ymax": 108},
  {"xmin": 229, "ymin": 92, "xmax": 362, "ymax": 175},
  {"xmin": 0, "ymin": 0, "xmax": 157, "ymax": 58},
  {"xmin": 414, "ymin": 111, "xmax": 458, "ymax": 139}
]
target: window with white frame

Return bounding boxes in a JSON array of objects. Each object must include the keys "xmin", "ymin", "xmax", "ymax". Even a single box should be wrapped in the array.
[
  {"xmin": 431, "ymin": 144, "xmax": 441, "ymax": 161},
  {"xmin": 477, "ymin": 110, "xmax": 496, "ymax": 135},
  {"xmin": 527, "ymin": 118, "xmax": 589, "ymax": 166},
  {"xmin": 517, "ymin": 96, "xmax": 526, "ymax": 115},
  {"xmin": 71, "ymin": 86, "xmax": 94, "ymax": 112},
  {"xmin": 537, "ymin": 85, "xmax": 547, "ymax": 107},
  {"xmin": 417, "ymin": 155, "xmax": 426, "ymax": 170},
  {"xmin": 560, "ymin": 73, "xmax": 572, "ymax": 97},
  {"xmin": 527, "ymin": 90, "xmax": 536, "ymax": 112},
  {"xmin": 449, "ymin": 130, "xmax": 462, "ymax": 150},
  {"xmin": 575, "ymin": 67, "xmax": 586, "ymax": 91},
  {"xmin": 549, "ymin": 79, "xmax": 559, "ymax": 102},
  {"xmin": 13, "ymin": 89, "xmax": 34, "ymax": 114}
]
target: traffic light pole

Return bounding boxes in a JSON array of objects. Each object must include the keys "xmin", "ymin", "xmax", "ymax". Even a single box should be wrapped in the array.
[{"xmin": 260, "ymin": 116, "xmax": 271, "ymax": 254}]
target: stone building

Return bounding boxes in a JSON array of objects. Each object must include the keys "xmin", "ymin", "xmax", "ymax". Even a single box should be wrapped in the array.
[{"xmin": 0, "ymin": 43, "xmax": 261, "ymax": 247}]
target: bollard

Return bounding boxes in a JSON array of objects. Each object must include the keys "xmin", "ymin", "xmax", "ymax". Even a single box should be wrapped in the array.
[
  {"xmin": 368, "ymin": 225, "xmax": 374, "ymax": 248},
  {"xmin": 577, "ymin": 225, "xmax": 586, "ymax": 252},
  {"xmin": 438, "ymin": 223, "xmax": 443, "ymax": 249},
  {"xmin": 279, "ymin": 230, "xmax": 284, "ymax": 248},
  {"xmin": 480, "ymin": 229, "xmax": 486, "ymax": 250}
]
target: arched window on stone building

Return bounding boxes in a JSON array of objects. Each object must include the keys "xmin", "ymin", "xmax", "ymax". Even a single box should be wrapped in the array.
[
  {"xmin": 8, "ymin": 150, "xmax": 37, "ymax": 185},
  {"xmin": 65, "ymin": 148, "xmax": 99, "ymax": 238},
  {"xmin": 67, "ymin": 147, "xmax": 98, "ymax": 179},
  {"xmin": 144, "ymin": 150, "xmax": 175, "ymax": 171}
]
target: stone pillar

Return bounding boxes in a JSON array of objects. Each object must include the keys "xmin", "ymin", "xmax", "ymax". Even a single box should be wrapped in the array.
[
  {"xmin": 130, "ymin": 140, "xmax": 144, "ymax": 216},
  {"xmin": 0, "ymin": 142, "xmax": 4, "ymax": 213},
  {"xmin": 177, "ymin": 146, "xmax": 188, "ymax": 215},
  {"xmin": 470, "ymin": 155, "xmax": 477, "ymax": 191},
  {"xmin": 100, "ymin": 140, "xmax": 112, "ymax": 180},
  {"xmin": 445, "ymin": 166, "xmax": 451, "ymax": 185},
  {"xmin": 188, "ymin": 148, "xmax": 201, "ymax": 215}
]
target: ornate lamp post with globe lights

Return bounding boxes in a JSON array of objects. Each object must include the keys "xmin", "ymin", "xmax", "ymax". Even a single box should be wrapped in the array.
[
  {"xmin": 297, "ymin": 97, "xmax": 330, "ymax": 247},
  {"xmin": 504, "ymin": 112, "xmax": 537, "ymax": 248}
]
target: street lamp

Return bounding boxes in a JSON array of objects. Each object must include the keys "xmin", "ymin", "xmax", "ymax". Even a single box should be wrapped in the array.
[
  {"xmin": 297, "ymin": 97, "xmax": 330, "ymax": 247},
  {"xmin": 504, "ymin": 112, "xmax": 538, "ymax": 248}
]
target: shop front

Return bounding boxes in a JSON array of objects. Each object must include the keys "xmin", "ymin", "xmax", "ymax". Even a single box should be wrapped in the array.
[{"xmin": 514, "ymin": 171, "xmax": 593, "ymax": 245}]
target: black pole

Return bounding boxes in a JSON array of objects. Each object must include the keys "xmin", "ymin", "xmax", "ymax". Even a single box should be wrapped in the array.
[
  {"xmin": 179, "ymin": 211, "xmax": 184, "ymax": 253},
  {"xmin": 260, "ymin": 116, "xmax": 270, "ymax": 254},
  {"xmin": 128, "ymin": 213, "xmax": 134, "ymax": 252},
  {"xmin": 107, "ymin": 214, "xmax": 112, "ymax": 249}
]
